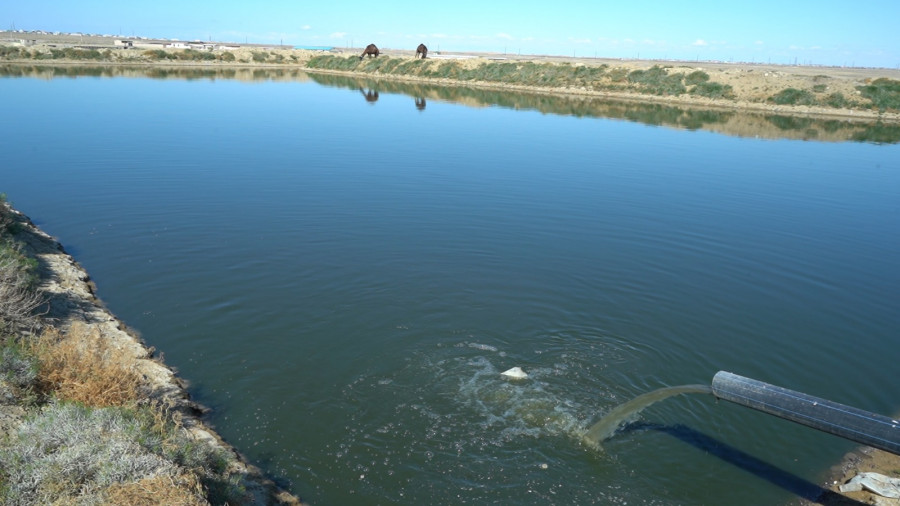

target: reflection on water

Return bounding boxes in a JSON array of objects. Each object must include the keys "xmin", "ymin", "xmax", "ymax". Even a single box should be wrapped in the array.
[
  {"xmin": 2, "ymin": 63, "xmax": 897, "ymax": 143},
  {"xmin": 0, "ymin": 63, "xmax": 311, "ymax": 83},
  {"xmin": 308, "ymin": 73, "xmax": 900, "ymax": 144},
  {"xmin": 359, "ymin": 87, "xmax": 379, "ymax": 104}
]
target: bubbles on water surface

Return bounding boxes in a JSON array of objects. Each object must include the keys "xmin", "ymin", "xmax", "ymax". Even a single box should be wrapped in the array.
[{"xmin": 312, "ymin": 336, "xmax": 645, "ymax": 503}]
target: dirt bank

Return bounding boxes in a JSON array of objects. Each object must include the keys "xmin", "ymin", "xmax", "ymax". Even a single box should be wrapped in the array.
[
  {"xmin": 4, "ymin": 206, "xmax": 303, "ymax": 505},
  {"xmin": 327, "ymin": 47, "xmax": 900, "ymax": 123}
]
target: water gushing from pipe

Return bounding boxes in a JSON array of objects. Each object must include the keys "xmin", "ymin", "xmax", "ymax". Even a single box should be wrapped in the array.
[{"xmin": 584, "ymin": 384, "xmax": 712, "ymax": 446}]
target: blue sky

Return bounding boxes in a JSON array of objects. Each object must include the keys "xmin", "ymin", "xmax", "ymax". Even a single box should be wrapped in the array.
[{"xmin": 5, "ymin": 1, "xmax": 900, "ymax": 68}]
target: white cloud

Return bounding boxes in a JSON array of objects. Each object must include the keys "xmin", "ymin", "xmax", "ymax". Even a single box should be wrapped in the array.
[
  {"xmin": 329, "ymin": 32, "xmax": 347, "ymax": 39},
  {"xmin": 496, "ymin": 32, "xmax": 514, "ymax": 40},
  {"xmin": 568, "ymin": 37, "xmax": 592, "ymax": 44},
  {"xmin": 301, "ymin": 25, "xmax": 311, "ymax": 31},
  {"xmin": 692, "ymin": 39, "xmax": 708, "ymax": 47},
  {"xmin": 755, "ymin": 40, "xmax": 764, "ymax": 45}
]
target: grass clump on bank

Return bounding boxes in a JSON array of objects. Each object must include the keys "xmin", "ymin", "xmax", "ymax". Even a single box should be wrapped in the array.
[
  {"xmin": 766, "ymin": 79, "xmax": 900, "ymax": 113},
  {"xmin": 769, "ymin": 88, "xmax": 818, "ymax": 106},
  {"xmin": 0, "ymin": 402, "xmax": 240, "ymax": 505},
  {"xmin": 627, "ymin": 66, "xmax": 686, "ymax": 95},
  {"xmin": 857, "ymin": 78, "xmax": 900, "ymax": 112},
  {"xmin": 29, "ymin": 323, "xmax": 146, "ymax": 407}
]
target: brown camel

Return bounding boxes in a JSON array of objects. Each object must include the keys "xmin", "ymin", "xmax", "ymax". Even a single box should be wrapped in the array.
[
  {"xmin": 359, "ymin": 44, "xmax": 379, "ymax": 60},
  {"xmin": 416, "ymin": 43, "xmax": 428, "ymax": 59}
]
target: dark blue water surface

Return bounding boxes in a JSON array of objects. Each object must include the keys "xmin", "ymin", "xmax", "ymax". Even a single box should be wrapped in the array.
[{"xmin": 2, "ymin": 69, "xmax": 899, "ymax": 505}]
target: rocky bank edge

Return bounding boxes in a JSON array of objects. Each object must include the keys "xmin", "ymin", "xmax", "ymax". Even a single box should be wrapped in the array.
[{"xmin": 0, "ymin": 205, "xmax": 304, "ymax": 505}]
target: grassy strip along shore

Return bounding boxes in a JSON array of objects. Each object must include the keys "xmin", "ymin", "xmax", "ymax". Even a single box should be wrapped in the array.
[
  {"xmin": 1, "ymin": 40, "xmax": 899, "ymax": 120},
  {"xmin": 0, "ymin": 195, "xmax": 302, "ymax": 505}
]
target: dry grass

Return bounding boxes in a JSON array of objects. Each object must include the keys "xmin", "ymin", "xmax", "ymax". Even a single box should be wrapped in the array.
[
  {"xmin": 31, "ymin": 321, "xmax": 146, "ymax": 407},
  {"xmin": 102, "ymin": 472, "xmax": 209, "ymax": 506}
]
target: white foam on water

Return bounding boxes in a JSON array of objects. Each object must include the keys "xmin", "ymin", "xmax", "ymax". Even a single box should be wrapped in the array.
[{"xmin": 455, "ymin": 356, "xmax": 589, "ymax": 440}]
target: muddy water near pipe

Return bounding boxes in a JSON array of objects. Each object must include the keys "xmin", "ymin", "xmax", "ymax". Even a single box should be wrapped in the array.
[{"xmin": 584, "ymin": 385, "xmax": 713, "ymax": 446}]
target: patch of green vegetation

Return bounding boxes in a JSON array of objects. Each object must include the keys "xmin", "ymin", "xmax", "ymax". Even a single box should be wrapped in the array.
[
  {"xmin": 690, "ymin": 81, "xmax": 735, "ymax": 99},
  {"xmin": 685, "ymin": 70, "xmax": 710, "ymax": 86},
  {"xmin": 812, "ymin": 84, "xmax": 827, "ymax": 93},
  {"xmin": 606, "ymin": 67, "xmax": 629, "ymax": 82},
  {"xmin": 175, "ymin": 49, "xmax": 217, "ymax": 61},
  {"xmin": 305, "ymin": 57, "xmax": 736, "ymax": 98},
  {"xmin": 857, "ymin": 78, "xmax": 900, "ymax": 112},
  {"xmin": 143, "ymin": 49, "xmax": 173, "ymax": 60},
  {"xmin": 823, "ymin": 92, "xmax": 853, "ymax": 109},
  {"xmin": 627, "ymin": 66, "xmax": 686, "ymax": 95},
  {"xmin": 769, "ymin": 88, "xmax": 818, "ymax": 106},
  {"xmin": 251, "ymin": 51, "xmax": 268, "ymax": 63},
  {"xmin": 0, "ymin": 46, "xmax": 30, "ymax": 59}
]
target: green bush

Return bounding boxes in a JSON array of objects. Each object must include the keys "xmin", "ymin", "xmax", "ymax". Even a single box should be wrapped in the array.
[
  {"xmin": 690, "ymin": 81, "xmax": 735, "ymax": 99},
  {"xmin": 823, "ymin": 92, "xmax": 852, "ymax": 109},
  {"xmin": 143, "ymin": 49, "xmax": 171, "ymax": 60},
  {"xmin": 857, "ymin": 78, "xmax": 900, "ymax": 111},
  {"xmin": 685, "ymin": 70, "xmax": 710, "ymax": 86},
  {"xmin": 175, "ymin": 49, "xmax": 216, "ymax": 61},
  {"xmin": 0, "ymin": 46, "xmax": 28, "ymax": 59},
  {"xmin": 627, "ymin": 66, "xmax": 686, "ymax": 95},
  {"xmin": 218, "ymin": 51, "xmax": 236, "ymax": 62},
  {"xmin": 251, "ymin": 51, "xmax": 268, "ymax": 63},
  {"xmin": 606, "ymin": 67, "xmax": 629, "ymax": 82},
  {"xmin": 769, "ymin": 88, "xmax": 818, "ymax": 106}
]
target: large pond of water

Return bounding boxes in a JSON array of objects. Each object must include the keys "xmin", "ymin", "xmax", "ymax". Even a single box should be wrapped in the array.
[{"xmin": 2, "ymin": 66, "xmax": 899, "ymax": 505}]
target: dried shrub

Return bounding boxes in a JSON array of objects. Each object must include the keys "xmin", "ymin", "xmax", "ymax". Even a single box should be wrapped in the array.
[
  {"xmin": 32, "ymin": 322, "xmax": 146, "ymax": 407},
  {"xmin": 102, "ymin": 472, "xmax": 208, "ymax": 506},
  {"xmin": 769, "ymin": 87, "xmax": 818, "ymax": 106},
  {"xmin": 0, "ymin": 235, "xmax": 43, "ymax": 331}
]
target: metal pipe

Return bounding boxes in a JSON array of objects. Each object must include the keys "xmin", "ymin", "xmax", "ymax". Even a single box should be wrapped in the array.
[{"xmin": 711, "ymin": 371, "xmax": 900, "ymax": 456}]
